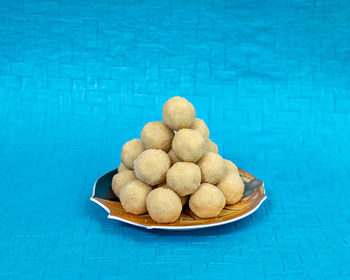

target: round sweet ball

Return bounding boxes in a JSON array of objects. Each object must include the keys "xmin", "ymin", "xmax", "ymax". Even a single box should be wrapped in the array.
[
  {"xmin": 189, "ymin": 183, "xmax": 226, "ymax": 218},
  {"xmin": 206, "ymin": 139, "xmax": 218, "ymax": 153},
  {"xmin": 168, "ymin": 149, "xmax": 180, "ymax": 165},
  {"xmin": 118, "ymin": 162, "xmax": 129, "ymax": 172},
  {"xmin": 217, "ymin": 173, "xmax": 244, "ymax": 205},
  {"xmin": 172, "ymin": 129, "xmax": 205, "ymax": 162},
  {"xmin": 191, "ymin": 118, "xmax": 209, "ymax": 139},
  {"xmin": 224, "ymin": 159, "xmax": 239, "ymax": 175},
  {"xmin": 111, "ymin": 170, "xmax": 136, "ymax": 198},
  {"xmin": 119, "ymin": 180, "xmax": 152, "ymax": 214},
  {"xmin": 121, "ymin": 139, "xmax": 145, "ymax": 169},
  {"xmin": 157, "ymin": 183, "xmax": 188, "ymax": 206},
  {"xmin": 162, "ymin": 96, "xmax": 195, "ymax": 130},
  {"xmin": 166, "ymin": 162, "xmax": 201, "ymax": 196},
  {"xmin": 134, "ymin": 149, "xmax": 171, "ymax": 186},
  {"xmin": 141, "ymin": 121, "xmax": 174, "ymax": 152},
  {"xmin": 146, "ymin": 187, "xmax": 182, "ymax": 223},
  {"xmin": 198, "ymin": 152, "xmax": 225, "ymax": 184}
]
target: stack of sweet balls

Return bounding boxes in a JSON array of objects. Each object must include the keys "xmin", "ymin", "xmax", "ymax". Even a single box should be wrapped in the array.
[{"xmin": 112, "ymin": 97, "xmax": 245, "ymax": 223}]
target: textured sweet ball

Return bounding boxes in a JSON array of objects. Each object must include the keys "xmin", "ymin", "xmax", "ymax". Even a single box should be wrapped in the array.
[
  {"xmin": 146, "ymin": 187, "xmax": 182, "ymax": 223},
  {"xmin": 134, "ymin": 149, "xmax": 171, "ymax": 186},
  {"xmin": 111, "ymin": 170, "xmax": 136, "ymax": 198},
  {"xmin": 189, "ymin": 183, "xmax": 226, "ymax": 218},
  {"xmin": 118, "ymin": 162, "xmax": 129, "ymax": 172},
  {"xmin": 157, "ymin": 183, "xmax": 188, "ymax": 206},
  {"xmin": 141, "ymin": 121, "xmax": 174, "ymax": 152},
  {"xmin": 119, "ymin": 180, "xmax": 152, "ymax": 215},
  {"xmin": 191, "ymin": 118, "xmax": 209, "ymax": 139},
  {"xmin": 224, "ymin": 159, "xmax": 239, "ymax": 175},
  {"xmin": 217, "ymin": 173, "xmax": 244, "ymax": 205},
  {"xmin": 166, "ymin": 162, "xmax": 201, "ymax": 196},
  {"xmin": 162, "ymin": 96, "xmax": 195, "ymax": 130},
  {"xmin": 121, "ymin": 139, "xmax": 145, "ymax": 169},
  {"xmin": 172, "ymin": 129, "xmax": 205, "ymax": 162},
  {"xmin": 167, "ymin": 149, "xmax": 180, "ymax": 164},
  {"xmin": 198, "ymin": 152, "xmax": 225, "ymax": 184},
  {"xmin": 206, "ymin": 139, "xmax": 218, "ymax": 153}
]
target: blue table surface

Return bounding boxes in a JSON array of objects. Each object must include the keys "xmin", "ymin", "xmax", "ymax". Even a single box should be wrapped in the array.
[{"xmin": 1, "ymin": 0, "xmax": 349, "ymax": 279}]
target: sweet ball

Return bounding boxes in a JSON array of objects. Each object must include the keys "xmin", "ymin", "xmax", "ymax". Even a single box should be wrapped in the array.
[
  {"xmin": 206, "ymin": 139, "xmax": 218, "ymax": 153},
  {"xmin": 146, "ymin": 187, "xmax": 182, "ymax": 223},
  {"xmin": 141, "ymin": 121, "xmax": 174, "ymax": 152},
  {"xmin": 224, "ymin": 159, "xmax": 239, "ymax": 175},
  {"xmin": 134, "ymin": 149, "xmax": 171, "ymax": 186},
  {"xmin": 166, "ymin": 162, "xmax": 201, "ymax": 196},
  {"xmin": 119, "ymin": 180, "xmax": 152, "ymax": 215},
  {"xmin": 217, "ymin": 173, "xmax": 244, "ymax": 205},
  {"xmin": 198, "ymin": 152, "xmax": 225, "ymax": 184},
  {"xmin": 111, "ymin": 170, "xmax": 136, "ymax": 198},
  {"xmin": 172, "ymin": 129, "xmax": 205, "ymax": 162},
  {"xmin": 191, "ymin": 118, "xmax": 209, "ymax": 139},
  {"xmin": 121, "ymin": 139, "xmax": 145, "ymax": 169},
  {"xmin": 189, "ymin": 183, "xmax": 226, "ymax": 218},
  {"xmin": 157, "ymin": 183, "xmax": 188, "ymax": 206},
  {"xmin": 162, "ymin": 96, "xmax": 195, "ymax": 130},
  {"xmin": 118, "ymin": 162, "xmax": 129, "ymax": 172},
  {"xmin": 167, "ymin": 149, "xmax": 180, "ymax": 164}
]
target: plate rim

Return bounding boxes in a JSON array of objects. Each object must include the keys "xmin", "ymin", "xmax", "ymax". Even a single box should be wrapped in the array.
[{"xmin": 90, "ymin": 170, "xmax": 267, "ymax": 230}]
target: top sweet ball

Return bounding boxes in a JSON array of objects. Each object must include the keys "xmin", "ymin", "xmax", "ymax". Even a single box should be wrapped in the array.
[{"xmin": 162, "ymin": 96, "xmax": 196, "ymax": 130}]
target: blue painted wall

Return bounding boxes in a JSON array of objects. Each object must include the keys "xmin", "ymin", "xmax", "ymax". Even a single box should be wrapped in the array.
[{"xmin": 0, "ymin": 0, "xmax": 349, "ymax": 279}]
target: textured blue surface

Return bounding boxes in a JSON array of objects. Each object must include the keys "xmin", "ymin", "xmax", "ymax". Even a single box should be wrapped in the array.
[{"xmin": 1, "ymin": 0, "xmax": 349, "ymax": 279}]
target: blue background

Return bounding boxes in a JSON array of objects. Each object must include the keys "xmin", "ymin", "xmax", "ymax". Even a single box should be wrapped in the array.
[{"xmin": 1, "ymin": 0, "xmax": 349, "ymax": 279}]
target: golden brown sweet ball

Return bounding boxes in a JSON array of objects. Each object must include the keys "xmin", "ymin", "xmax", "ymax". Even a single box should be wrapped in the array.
[
  {"xmin": 121, "ymin": 139, "xmax": 145, "ymax": 169},
  {"xmin": 172, "ymin": 129, "xmax": 205, "ymax": 162},
  {"xmin": 217, "ymin": 173, "xmax": 244, "ymax": 205},
  {"xmin": 162, "ymin": 96, "xmax": 195, "ymax": 130},
  {"xmin": 167, "ymin": 149, "xmax": 180, "ymax": 165},
  {"xmin": 166, "ymin": 162, "xmax": 201, "ymax": 196},
  {"xmin": 146, "ymin": 187, "xmax": 182, "ymax": 223},
  {"xmin": 119, "ymin": 180, "xmax": 152, "ymax": 215},
  {"xmin": 206, "ymin": 139, "xmax": 218, "ymax": 153},
  {"xmin": 118, "ymin": 162, "xmax": 129, "ymax": 172},
  {"xmin": 189, "ymin": 183, "xmax": 226, "ymax": 218},
  {"xmin": 111, "ymin": 170, "xmax": 136, "ymax": 198},
  {"xmin": 191, "ymin": 118, "xmax": 209, "ymax": 139},
  {"xmin": 224, "ymin": 159, "xmax": 239, "ymax": 175},
  {"xmin": 141, "ymin": 121, "xmax": 174, "ymax": 152},
  {"xmin": 157, "ymin": 183, "xmax": 188, "ymax": 206},
  {"xmin": 134, "ymin": 149, "xmax": 171, "ymax": 186},
  {"xmin": 197, "ymin": 152, "xmax": 225, "ymax": 184}
]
